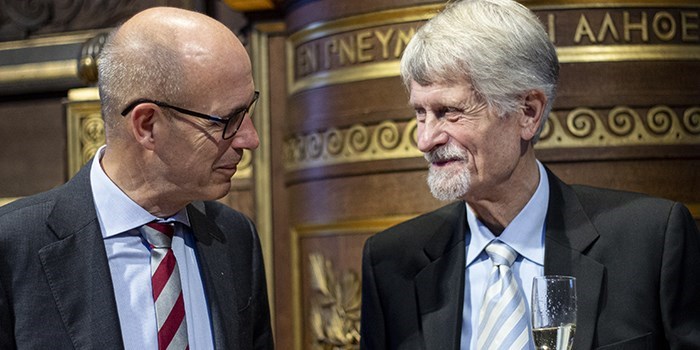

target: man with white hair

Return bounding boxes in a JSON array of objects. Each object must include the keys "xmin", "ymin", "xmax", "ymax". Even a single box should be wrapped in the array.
[{"xmin": 360, "ymin": 0, "xmax": 700, "ymax": 349}]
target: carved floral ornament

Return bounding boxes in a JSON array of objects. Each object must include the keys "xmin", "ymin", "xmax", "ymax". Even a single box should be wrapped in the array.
[
  {"xmin": 308, "ymin": 253, "xmax": 361, "ymax": 350},
  {"xmin": 284, "ymin": 105, "xmax": 700, "ymax": 172}
]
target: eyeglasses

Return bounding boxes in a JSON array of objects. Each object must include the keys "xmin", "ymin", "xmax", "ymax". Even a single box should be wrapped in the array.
[{"xmin": 120, "ymin": 91, "xmax": 259, "ymax": 139}]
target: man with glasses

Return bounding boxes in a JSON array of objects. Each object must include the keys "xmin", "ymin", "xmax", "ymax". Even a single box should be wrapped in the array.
[{"xmin": 0, "ymin": 7, "xmax": 273, "ymax": 350}]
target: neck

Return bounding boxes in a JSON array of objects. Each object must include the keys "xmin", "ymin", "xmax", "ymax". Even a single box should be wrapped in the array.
[
  {"xmin": 466, "ymin": 152, "xmax": 540, "ymax": 235},
  {"xmin": 101, "ymin": 145, "xmax": 187, "ymax": 218}
]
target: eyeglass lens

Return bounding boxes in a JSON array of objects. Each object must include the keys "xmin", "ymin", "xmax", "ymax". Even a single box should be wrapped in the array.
[{"xmin": 223, "ymin": 97, "xmax": 258, "ymax": 139}]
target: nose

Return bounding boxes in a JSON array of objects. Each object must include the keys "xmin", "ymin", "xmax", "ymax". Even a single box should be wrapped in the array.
[
  {"xmin": 417, "ymin": 115, "xmax": 448, "ymax": 153},
  {"xmin": 230, "ymin": 115, "xmax": 260, "ymax": 150}
]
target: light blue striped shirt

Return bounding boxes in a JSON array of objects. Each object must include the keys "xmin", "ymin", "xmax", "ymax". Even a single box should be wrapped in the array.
[
  {"xmin": 90, "ymin": 146, "xmax": 214, "ymax": 350},
  {"xmin": 461, "ymin": 161, "xmax": 549, "ymax": 350}
]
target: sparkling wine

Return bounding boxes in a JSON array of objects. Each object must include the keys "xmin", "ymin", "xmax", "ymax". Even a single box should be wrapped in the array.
[{"xmin": 532, "ymin": 323, "xmax": 576, "ymax": 350}]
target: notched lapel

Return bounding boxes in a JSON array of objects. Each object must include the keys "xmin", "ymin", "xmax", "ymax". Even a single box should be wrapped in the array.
[
  {"xmin": 39, "ymin": 163, "xmax": 123, "ymax": 349},
  {"xmin": 415, "ymin": 202, "xmax": 467, "ymax": 350},
  {"xmin": 42, "ymin": 220, "xmax": 123, "ymax": 348},
  {"xmin": 545, "ymin": 170, "xmax": 604, "ymax": 350},
  {"xmin": 415, "ymin": 243, "xmax": 465, "ymax": 350}
]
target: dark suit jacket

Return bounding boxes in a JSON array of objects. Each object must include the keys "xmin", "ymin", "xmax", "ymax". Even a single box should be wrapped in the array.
[
  {"xmin": 360, "ymin": 170, "xmax": 700, "ymax": 350},
  {"xmin": 0, "ymin": 163, "xmax": 274, "ymax": 349}
]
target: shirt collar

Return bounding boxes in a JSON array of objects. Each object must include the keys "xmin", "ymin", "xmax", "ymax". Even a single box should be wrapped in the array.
[
  {"xmin": 90, "ymin": 145, "xmax": 190, "ymax": 238},
  {"xmin": 465, "ymin": 160, "xmax": 549, "ymax": 267}
]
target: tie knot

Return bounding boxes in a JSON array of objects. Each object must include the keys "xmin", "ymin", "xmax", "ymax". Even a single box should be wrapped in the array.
[
  {"xmin": 141, "ymin": 221, "xmax": 174, "ymax": 248},
  {"xmin": 485, "ymin": 241, "xmax": 517, "ymax": 267}
]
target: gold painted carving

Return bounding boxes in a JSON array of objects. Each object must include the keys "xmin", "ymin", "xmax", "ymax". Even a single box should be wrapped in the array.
[
  {"xmin": 309, "ymin": 253, "xmax": 361, "ymax": 350},
  {"xmin": 291, "ymin": 216, "xmax": 415, "ymax": 350},
  {"xmin": 284, "ymin": 120, "xmax": 420, "ymax": 171},
  {"xmin": 538, "ymin": 105, "xmax": 700, "ymax": 148},
  {"xmin": 66, "ymin": 88, "xmax": 105, "ymax": 178},
  {"xmin": 284, "ymin": 105, "xmax": 700, "ymax": 171}
]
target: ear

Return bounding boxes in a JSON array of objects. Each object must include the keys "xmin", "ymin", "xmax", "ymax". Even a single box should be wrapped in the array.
[
  {"xmin": 127, "ymin": 104, "xmax": 158, "ymax": 151},
  {"xmin": 519, "ymin": 90, "xmax": 547, "ymax": 141}
]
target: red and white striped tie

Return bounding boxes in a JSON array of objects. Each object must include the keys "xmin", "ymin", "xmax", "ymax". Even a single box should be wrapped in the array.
[{"xmin": 141, "ymin": 222, "xmax": 189, "ymax": 350}]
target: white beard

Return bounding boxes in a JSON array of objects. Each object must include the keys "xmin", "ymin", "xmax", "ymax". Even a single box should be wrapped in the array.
[{"xmin": 424, "ymin": 144, "xmax": 471, "ymax": 201}]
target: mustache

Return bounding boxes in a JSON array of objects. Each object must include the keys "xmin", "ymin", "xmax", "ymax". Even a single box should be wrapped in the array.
[{"xmin": 424, "ymin": 144, "xmax": 468, "ymax": 163}]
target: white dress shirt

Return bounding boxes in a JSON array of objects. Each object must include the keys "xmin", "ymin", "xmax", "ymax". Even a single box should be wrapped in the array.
[
  {"xmin": 461, "ymin": 160, "xmax": 549, "ymax": 350},
  {"xmin": 90, "ymin": 146, "xmax": 214, "ymax": 349}
]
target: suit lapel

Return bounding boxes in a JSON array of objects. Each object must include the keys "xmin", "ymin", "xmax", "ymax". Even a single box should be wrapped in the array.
[
  {"xmin": 544, "ymin": 170, "xmax": 603, "ymax": 350},
  {"xmin": 415, "ymin": 202, "xmax": 467, "ymax": 350},
  {"xmin": 40, "ymin": 164, "xmax": 124, "ymax": 350},
  {"xmin": 187, "ymin": 202, "xmax": 240, "ymax": 350}
]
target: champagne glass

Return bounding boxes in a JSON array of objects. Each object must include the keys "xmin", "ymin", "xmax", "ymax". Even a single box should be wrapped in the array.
[{"xmin": 531, "ymin": 276, "xmax": 577, "ymax": 350}]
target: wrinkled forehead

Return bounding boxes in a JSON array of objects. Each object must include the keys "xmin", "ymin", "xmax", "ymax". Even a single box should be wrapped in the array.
[{"xmin": 408, "ymin": 80, "xmax": 481, "ymax": 106}]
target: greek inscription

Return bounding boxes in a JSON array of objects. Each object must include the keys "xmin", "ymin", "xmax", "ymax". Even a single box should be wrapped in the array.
[
  {"xmin": 547, "ymin": 14, "xmax": 556, "ymax": 42},
  {"xmin": 597, "ymin": 13, "xmax": 620, "ymax": 42},
  {"xmin": 291, "ymin": 8, "xmax": 700, "ymax": 86},
  {"xmin": 623, "ymin": 11, "xmax": 648, "ymax": 42},
  {"xmin": 653, "ymin": 12, "xmax": 676, "ymax": 41},
  {"xmin": 574, "ymin": 14, "xmax": 596, "ymax": 44},
  {"xmin": 294, "ymin": 26, "xmax": 418, "ymax": 79},
  {"xmin": 569, "ymin": 10, "xmax": 698, "ymax": 44},
  {"xmin": 682, "ymin": 12, "xmax": 699, "ymax": 41}
]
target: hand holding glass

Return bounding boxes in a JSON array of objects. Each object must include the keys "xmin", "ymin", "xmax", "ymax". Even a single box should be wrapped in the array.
[{"xmin": 531, "ymin": 276, "xmax": 577, "ymax": 350}]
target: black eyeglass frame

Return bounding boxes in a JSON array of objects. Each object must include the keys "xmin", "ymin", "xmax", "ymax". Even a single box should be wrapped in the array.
[{"xmin": 120, "ymin": 91, "xmax": 259, "ymax": 140}]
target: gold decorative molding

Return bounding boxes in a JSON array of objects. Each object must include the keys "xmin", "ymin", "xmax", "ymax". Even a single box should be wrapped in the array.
[
  {"xmin": 0, "ymin": 60, "xmax": 77, "ymax": 84},
  {"xmin": 523, "ymin": 1, "xmax": 700, "ymax": 10},
  {"xmin": 0, "ymin": 30, "xmax": 101, "ymax": 51},
  {"xmin": 0, "ymin": 30, "xmax": 108, "ymax": 85},
  {"xmin": 0, "ymin": 197, "xmax": 20, "ymax": 207},
  {"xmin": 557, "ymin": 45, "xmax": 700, "ymax": 62},
  {"xmin": 250, "ymin": 21, "xmax": 285, "ymax": 329},
  {"xmin": 66, "ymin": 88, "xmax": 105, "ymax": 178},
  {"xmin": 537, "ymin": 105, "xmax": 700, "ymax": 148},
  {"xmin": 309, "ymin": 253, "xmax": 361, "ymax": 350},
  {"xmin": 65, "ymin": 87, "xmax": 252, "ymax": 179},
  {"xmin": 284, "ymin": 105, "xmax": 700, "ymax": 171},
  {"xmin": 291, "ymin": 216, "xmax": 416, "ymax": 350},
  {"xmin": 284, "ymin": 120, "xmax": 420, "ymax": 172},
  {"xmin": 222, "ymin": 0, "xmax": 275, "ymax": 12}
]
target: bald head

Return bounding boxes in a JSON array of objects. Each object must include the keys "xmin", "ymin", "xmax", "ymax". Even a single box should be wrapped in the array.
[{"xmin": 97, "ymin": 7, "xmax": 251, "ymax": 139}]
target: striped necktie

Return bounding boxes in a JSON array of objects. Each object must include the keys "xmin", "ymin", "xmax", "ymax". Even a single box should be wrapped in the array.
[
  {"xmin": 477, "ymin": 241, "xmax": 532, "ymax": 350},
  {"xmin": 140, "ymin": 222, "xmax": 189, "ymax": 350}
]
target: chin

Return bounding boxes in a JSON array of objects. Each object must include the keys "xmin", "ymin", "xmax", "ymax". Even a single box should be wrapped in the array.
[
  {"xmin": 195, "ymin": 181, "xmax": 232, "ymax": 202},
  {"xmin": 212, "ymin": 184, "xmax": 233, "ymax": 200}
]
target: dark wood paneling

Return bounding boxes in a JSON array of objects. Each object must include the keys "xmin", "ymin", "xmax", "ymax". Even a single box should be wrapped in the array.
[
  {"xmin": 557, "ymin": 61, "xmax": 700, "ymax": 108},
  {"xmin": 288, "ymin": 78, "xmax": 412, "ymax": 133},
  {"xmin": 0, "ymin": 96, "xmax": 66, "ymax": 197}
]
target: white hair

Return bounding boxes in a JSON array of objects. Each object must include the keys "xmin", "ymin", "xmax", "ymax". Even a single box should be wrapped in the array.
[{"xmin": 400, "ymin": 0, "xmax": 559, "ymax": 142}]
